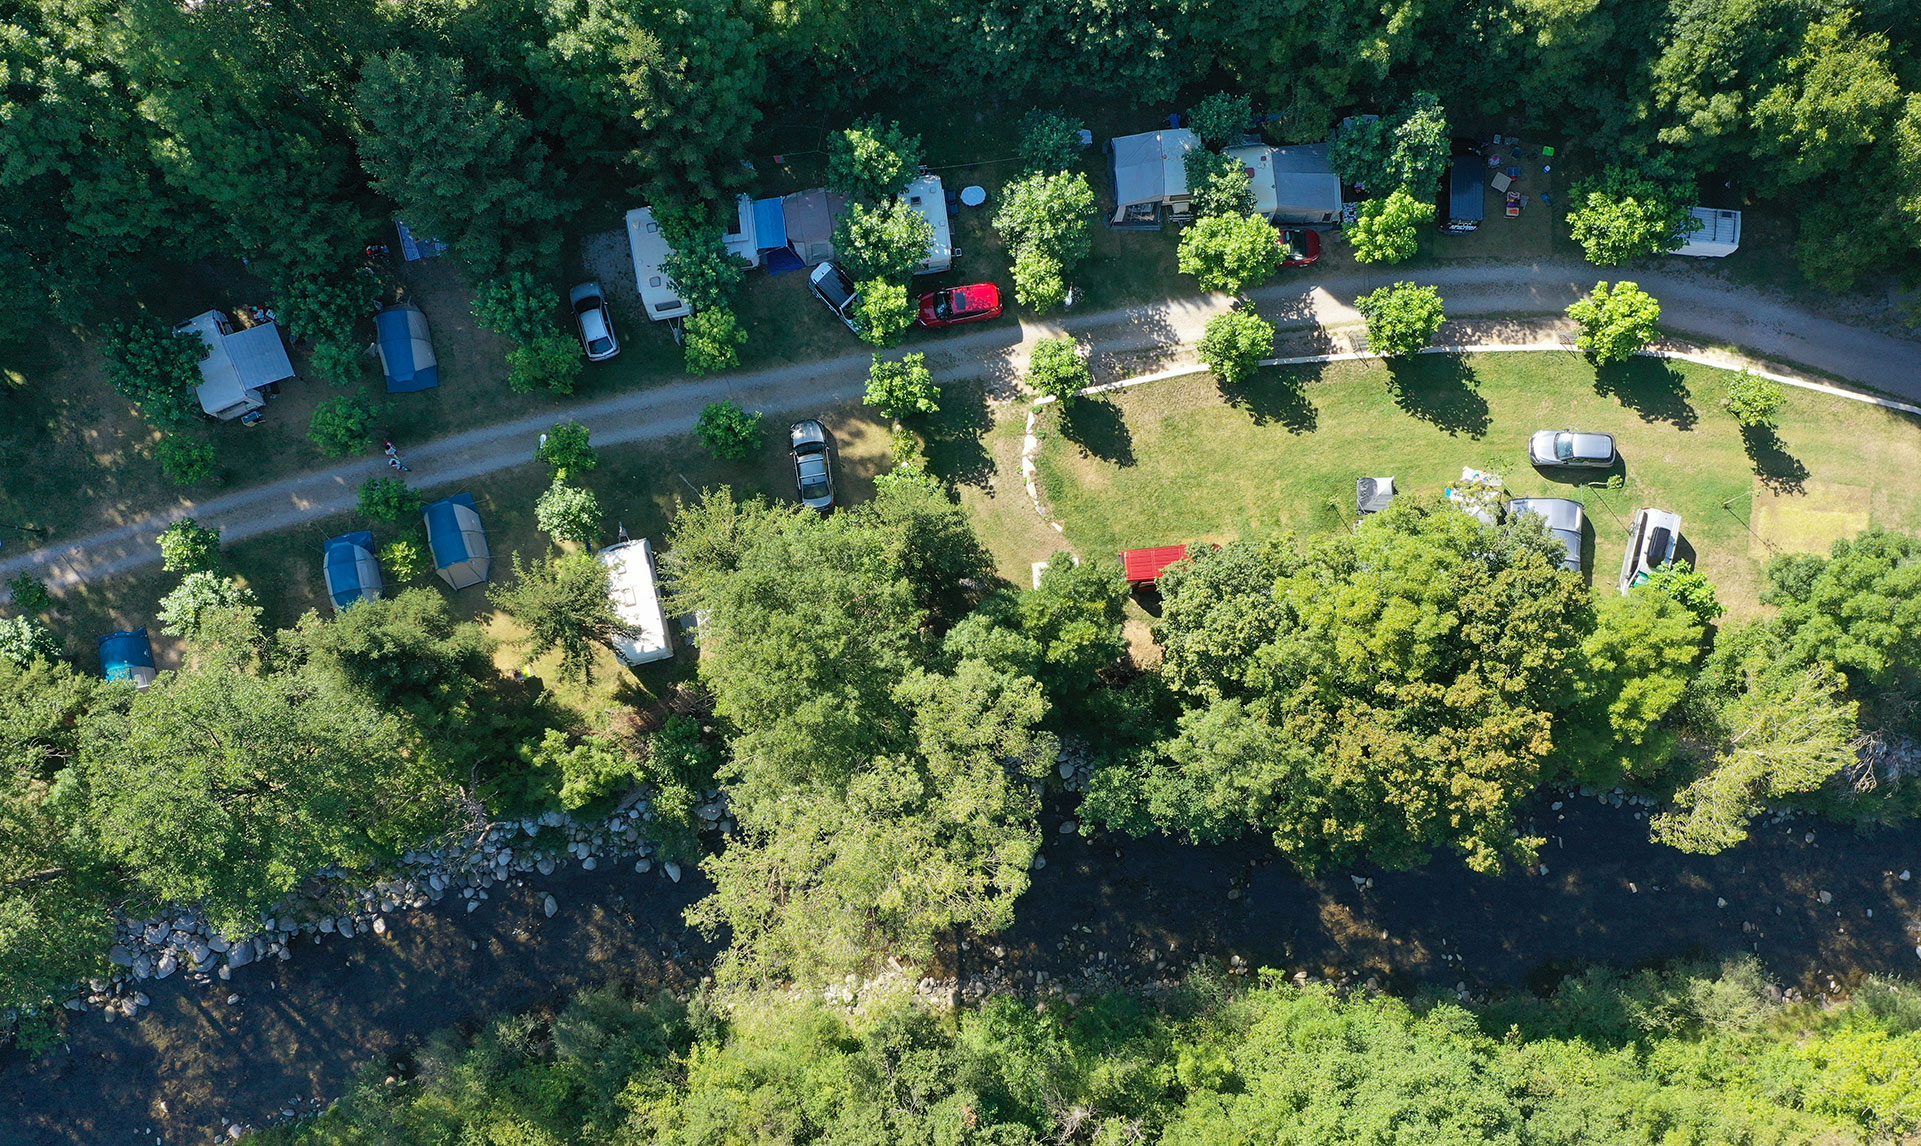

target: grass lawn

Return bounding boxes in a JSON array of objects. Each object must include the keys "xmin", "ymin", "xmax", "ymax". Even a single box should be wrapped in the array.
[{"xmin": 1015, "ymin": 352, "xmax": 1921, "ymax": 618}]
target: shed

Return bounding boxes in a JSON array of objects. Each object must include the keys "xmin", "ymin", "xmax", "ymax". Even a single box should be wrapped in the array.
[
  {"xmin": 374, "ymin": 303, "xmax": 439, "ymax": 392},
  {"xmin": 598, "ymin": 538, "xmax": 673, "ymax": 666},
  {"xmin": 323, "ymin": 530, "xmax": 384, "ymax": 612},
  {"xmin": 1108, "ymin": 128, "xmax": 1200, "ymax": 225},
  {"xmin": 1227, "ymin": 143, "xmax": 1342, "ymax": 225},
  {"xmin": 1670, "ymin": 207, "xmax": 1741, "ymax": 257},
  {"xmin": 1120, "ymin": 544, "xmax": 1192, "ymax": 585},
  {"xmin": 98, "ymin": 628, "xmax": 157, "ymax": 688},
  {"xmin": 781, "ymin": 188, "xmax": 850, "ymax": 266},
  {"xmin": 624, "ymin": 207, "xmax": 693, "ymax": 321},
  {"xmin": 174, "ymin": 310, "xmax": 297, "ymax": 421},
  {"xmin": 904, "ymin": 174, "xmax": 953, "ymax": 275},
  {"xmin": 423, "ymin": 493, "xmax": 491, "ymax": 589}
]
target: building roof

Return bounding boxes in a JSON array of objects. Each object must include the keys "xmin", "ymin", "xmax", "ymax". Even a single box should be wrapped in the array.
[
  {"xmin": 1120, "ymin": 544, "xmax": 1192, "ymax": 583},
  {"xmin": 176, "ymin": 311, "xmax": 296, "ymax": 419}
]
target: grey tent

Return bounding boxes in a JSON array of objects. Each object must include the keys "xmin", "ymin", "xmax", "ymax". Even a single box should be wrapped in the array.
[
  {"xmin": 782, "ymin": 188, "xmax": 850, "ymax": 266},
  {"xmin": 423, "ymin": 493, "xmax": 491, "ymax": 589}
]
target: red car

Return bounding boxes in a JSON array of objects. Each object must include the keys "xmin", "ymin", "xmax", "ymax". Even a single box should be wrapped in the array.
[
  {"xmin": 1279, "ymin": 227, "xmax": 1321, "ymax": 267},
  {"xmin": 916, "ymin": 283, "xmax": 1003, "ymax": 328}
]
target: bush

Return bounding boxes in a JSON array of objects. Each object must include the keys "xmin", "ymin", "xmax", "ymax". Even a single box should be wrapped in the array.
[
  {"xmin": 277, "ymin": 272, "xmax": 380, "ymax": 348},
  {"xmin": 156, "ymin": 571, "xmax": 258, "ymax": 641},
  {"xmin": 826, "ymin": 116, "xmax": 923, "ymax": 202},
  {"xmin": 308, "ymin": 394, "xmax": 377, "ymax": 456},
  {"xmin": 506, "ymin": 332, "xmax": 583, "ymax": 395},
  {"xmin": 357, "ymin": 476, "xmax": 421, "ymax": 522},
  {"xmin": 994, "ymin": 171, "xmax": 1095, "ymax": 313},
  {"xmin": 1198, "ymin": 310, "xmax": 1276, "ymax": 385},
  {"xmin": 1356, "ymin": 281, "xmax": 1446, "ymax": 357},
  {"xmin": 537, "ymin": 421, "xmax": 598, "ymax": 479},
  {"xmin": 1184, "ymin": 150, "xmax": 1257, "ymax": 220},
  {"xmin": 306, "ymin": 337, "xmax": 366, "ymax": 386},
  {"xmin": 1643, "ymin": 560, "xmax": 1726, "ymax": 622},
  {"xmin": 832, "ymin": 199, "xmax": 935, "ymax": 283},
  {"xmin": 696, "ymin": 401, "xmax": 762, "ymax": 461},
  {"xmin": 1348, "ymin": 188, "xmax": 1435, "ymax": 264},
  {"xmin": 684, "ymin": 308, "xmax": 746, "ymax": 375},
  {"xmin": 1176, "ymin": 212, "xmax": 1281, "ymax": 295},
  {"xmin": 471, "ymin": 270, "xmax": 555, "ymax": 344},
  {"xmin": 379, "ymin": 537, "xmax": 431, "ymax": 582},
  {"xmin": 1722, "ymin": 370, "xmax": 1786, "ymax": 429},
  {"xmin": 1566, "ymin": 167, "xmax": 1694, "ymax": 266},
  {"xmin": 1011, "ymin": 249, "xmax": 1068, "ymax": 313},
  {"xmin": 156, "ymin": 517, "xmax": 221, "ymax": 573},
  {"xmin": 1187, "ymin": 91, "xmax": 1254, "ymax": 147},
  {"xmin": 853, "ymin": 280, "xmax": 915, "ymax": 348},
  {"xmin": 1026, "ymin": 336, "xmax": 1089, "ymax": 402},
  {"xmin": 6, "ymin": 574, "xmax": 51, "ymax": 612},
  {"xmin": 155, "ymin": 436, "xmax": 218, "ymax": 485},
  {"xmin": 1018, "ymin": 110, "xmax": 1084, "ymax": 173},
  {"xmin": 518, "ymin": 728, "xmax": 641, "ymax": 812},
  {"xmin": 535, "ymin": 480, "xmax": 602, "ymax": 545},
  {"xmin": 100, "ymin": 319, "xmax": 205, "ymax": 428},
  {"xmin": 1567, "ymin": 280, "xmax": 1662, "ymax": 365},
  {"xmin": 0, "ymin": 616, "xmax": 60, "ymax": 666},
  {"xmin": 865, "ymin": 353, "xmax": 940, "ymax": 420}
]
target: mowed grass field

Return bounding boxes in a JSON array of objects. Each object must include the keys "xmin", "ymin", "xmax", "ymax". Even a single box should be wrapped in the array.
[{"xmin": 1019, "ymin": 353, "xmax": 1921, "ymax": 618}]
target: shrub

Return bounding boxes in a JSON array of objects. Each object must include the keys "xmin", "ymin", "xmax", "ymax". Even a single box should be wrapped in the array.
[
  {"xmin": 684, "ymin": 308, "xmax": 747, "ymax": 375},
  {"xmin": 1349, "ymin": 188, "xmax": 1435, "ymax": 264},
  {"xmin": 535, "ymin": 479, "xmax": 602, "ymax": 545},
  {"xmin": 156, "ymin": 517, "xmax": 221, "ymax": 573},
  {"xmin": 308, "ymin": 394, "xmax": 377, "ymax": 456},
  {"xmin": 357, "ymin": 476, "xmax": 421, "ymax": 522},
  {"xmin": 865, "ymin": 353, "xmax": 940, "ymax": 420},
  {"xmin": 156, "ymin": 571, "xmax": 258, "ymax": 641},
  {"xmin": 277, "ymin": 272, "xmax": 380, "ymax": 348},
  {"xmin": 1722, "ymin": 371, "xmax": 1786, "ymax": 429},
  {"xmin": 853, "ymin": 280, "xmax": 915, "ymax": 348},
  {"xmin": 379, "ymin": 537, "xmax": 431, "ymax": 582},
  {"xmin": 1566, "ymin": 167, "xmax": 1694, "ymax": 266},
  {"xmin": 1018, "ymin": 110, "xmax": 1084, "ymax": 173},
  {"xmin": 306, "ymin": 337, "xmax": 366, "ymax": 386},
  {"xmin": 471, "ymin": 270, "xmax": 555, "ymax": 344},
  {"xmin": 1643, "ymin": 560, "xmax": 1726, "ymax": 622},
  {"xmin": 1026, "ymin": 336, "xmax": 1089, "ymax": 402},
  {"xmin": 1356, "ymin": 281, "xmax": 1446, "ymax": 357},
  {"xmin": 6, "ymin": 574, "xmax": 52, "ymax": 612},
  {"xmin": 155, "ymin": 436, "xmax": 218, "ymax": 485},
  {"xmin": 1177, "ymin": 212, "xmax": 1281, "ymax": 295},
  {"xmin": 826, "ymin": 116, "xmax": 923, "ymax": 202},
  {"xmin": 696, "ymin": 401, "xmax": 761, "ymax": 461},
  {"xmin": 1329, "ymin": 92, "xmax": 1450, "ymax": 195},
  {"xmin": 537, "ymin": 421, "xmax": 598, "ymax": 479},
  {"xmin": 0, "ymin": 616, "xmax": 60, "ymax": 666},
  {"xmin": 1187, "ymin": 91, "xmax": 1254, "ymax": 147},
  {"xmin": 1010, "ymin": 248, "xmax": 1068, "ymax": 313},
  {"xmin": 1198, "ymin": 310, "xmax": 1276, "ymax": 385},
  {"xmin": 1568, "ymin": 280, "xmax": 1663, "ymax": 365},
  {"xmin": 506, "ymin": 332, "xmax": 582, "ymax": 395},
  {"xmin": 100, "ymin": 319, "xmax": 205, "ymax": 428}
]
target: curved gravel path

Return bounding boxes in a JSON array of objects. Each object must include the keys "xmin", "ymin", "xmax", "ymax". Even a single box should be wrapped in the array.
[{"xmin": 4, "ymin": 258, "xmax": 1917, "ymax": 590}]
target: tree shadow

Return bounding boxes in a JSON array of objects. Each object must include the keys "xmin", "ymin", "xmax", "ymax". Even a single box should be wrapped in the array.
[
  {"xmin": 1741, "ymin": 425, "xmax": 1809, "ymax": 495},
  {"xmin": 1088, "ymin": 304, "xmax": 1183, "ymax": 383},
  {"xmin": 922, "ymin": 378, "xmax": 996, "ymax": 489},
  {"xmin": 1593, "ymin": 358, "xmax": 1698, "ymax": 430},
  {"xmin": 1058, "ymin": 397, "xmax": 1135, "ymax": 467},
  {"xmin": 1383, "ymin": 354, "xmax": 1490, "ymax": 437},
  {"xmin": 1218, "ymin": 364, "xmax": 1320, "ymax": 433}
]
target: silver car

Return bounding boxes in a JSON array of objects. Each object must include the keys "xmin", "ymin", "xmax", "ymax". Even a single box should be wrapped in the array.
[
  {"xmin": 789, "ymin": 420, "xmax": 835, "ymax": 512},
  {"xmin": 1505, "ymin": 497, "xmax": 1585, "ymax": 572},
  {"xmin": 808, "ymin": 262, "xmax": 861, "ymax": 334},
  {"xmin": 569, "ymin": 281, "xmax": 620, "ymax": 361},
  {"xmin": 1620, "ymin": 507, "xmax": 1683, "ymax": 594},
  {"xmin": 1529, "ymin": 430, "xmax": 1617, "ymax": 469}
]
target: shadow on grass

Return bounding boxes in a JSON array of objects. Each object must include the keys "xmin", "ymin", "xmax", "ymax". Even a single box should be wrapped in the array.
[
  {"xmin": 921, "ymin": 379, "xmax": 996, "ymax": 489},
  {"xmin": 1384, "ymin": 354, "xmax": 1489, "ymax": 437},
  {"xmin": 1058, "ymin": 396, "xmax": 1135, "ymax": 467},
  {"xmin": 1741, "ymin": 425, "xmax": 1809, "ymax": 494},
  {"xmin": 1593, "ymin": 358, "xmax": 1697, "ymax": 430},
  {"xmin": 1218, "ymin": 364, "xmax": 1319, "ymax": 433}
]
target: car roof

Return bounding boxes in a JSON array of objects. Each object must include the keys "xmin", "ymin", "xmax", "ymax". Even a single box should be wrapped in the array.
[
  {"xmin": 1507, "ymin": 497, "xmax": 1584, "ymax": 531},
  {"xmin": 950, "ymin": 283, "xmax": 998, "ymax": 311},
  {"xmin": 1569, "ymin": 432, "xmax": 1615, "ymax": 453},
  {"xmin": 579, "ymin": 307, "xmax": 610, "ymax": 340}
]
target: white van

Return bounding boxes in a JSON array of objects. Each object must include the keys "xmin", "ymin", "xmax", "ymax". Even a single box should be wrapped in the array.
[
  {"xmin": 1619, "ymin": 508, "xmax": 1683, "ymax": 594},
  {"xmin": 598, "ymin": 538, "xmax": 674, "ymax": 665}
]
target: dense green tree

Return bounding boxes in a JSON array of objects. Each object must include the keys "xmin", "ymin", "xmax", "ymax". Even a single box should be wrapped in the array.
[
  {"xmin": 1348, "ymin": 188, "xmax": 1434, "ymax": 264},
  {"xmin": 1760, "ymin": 530, "xmax": 1921, "ymax": 686},
  {"xmin": 1722, "ymin": 370, "xmax": 1786, "ymax": 429},
  {"xmin": 1198, "ymin": 309, "xmax": 1275, "ymax": 385},
  {"xmin": 534, "ymin": 480, "xmax": 602, "ymax": 545},
  {"xmin": 156, "ymin": 572, "xmax": 259, "ymax": 643},
  {"xmin": 0, "ymin": 617, "xmax": 61, "ymax": 667},
  {"xmin": 694, "ymin": 400, "xmax": 760, "ymax": 460},
  {"xmin": 1566, "ymin": 168, "xmax": 1695, "ymax": 265},
  {"xmin": 277, "ymin": 274, "xmax": 379, "ymax": 384},
  {"xmin": 155, "ymin": 436, "xmax": 218, "ymax": 485},
  {"xmin": 1187, "ymin": 91, "xmax": 1254, "ymax": 147},
  {"xmin": 488, "ymin": 552, "xmax": 633, "ymax": 683},
  {"xmin": 1646, "ymin": 0, "xmax": 1800, "ymax": 173},
  {"xmin": 1329, "ymin": 93, "xmax": 1450, "ymax": 195},
  {"xmin": 865, "ymin": 353, "xmax": 940, "ymax": 420},
  {"xmin": 1568, "ymin": 280, "xmax": 1662, "ymax": 364},
  {"xmin": 1009, "ymin": 247, "xmax": 1069, "ymax": 313},
  {"xmin": 99, "ymin": 320, "xmax": 205, "ymax": 428},
  {"xmin": 656, "ymin": 207, "xmax": 749, "ymax": 313},
  {"xmin": 1642, "ymin": 559, "xmax": 1727, "ymax": 623},
  {"xmin": 518, "ymin": 728, "xmax": 639, "ymax": 812},
  {"xmin": 379, "ymin": 537, "xmax": 431, "ymax": 583},
  {"xmin": 357, "ymin": 477, "xmax": 421, "ymax": 523},
  {"xmin": 1183, "ymin": 150, "xmax": 1257, "ymax": 220},
  {"xmin": 6, "ymin": 574, "xmax": 51, "ymax": 613},
  {"xmin": 536, "ymin": 420, "xmax": 598, "ymax": 479},
  {"xmin": 1554, "ymin": 588, "xmax": 1705, "ymax": 785},
  {"xmin": 471, "ymin": 271, "xmax": 557, "ymax": 345},
  {"xmin": 993, "ymin": 171, "xmax": 1095, "ymax": 314},
  {"xmin": 281, "ymin": 588, "xmax": 494, "ymax": 717},
  {"xmin": 826, "ymin": 117, "xmax": 922, "ymax": 203},
  {"xmin": 506, "ymin": 332, "xmax": 583, "ymax": 395},
  {"xmin": 1752, "ymin": 13, "xmax": 1903, "ymax": 192},
  {"xmin": 1178, "ymin": 212, "xmax": 1281, "ymax": 296},
  {"xmin": 1357, "ymin": 281, "xmax": 1445, "ymax": 356},
  {"xmin": 1017, "ymin": 110, "xmax": 1084, "ymax": 173},
  {"xmin": 852, "ymin": 279, "xmax": 915, "ymax": 348},
  {"xmin": 831, "ymin": 199, "xmax": 935, "ymax": 283},
  {"xmin": 682, "ymin": 307, "xmax": 747, "ymax": 375},
  {"xmin": 155, "ymin": 517, "xmax": 220, "ymax": 573},
  {"xmin": 1025, "ymin": 336, "xmax": 1090, "ymax": 402},
  {"xmin": 308, "ymin": 393, "xmax": 377, "ymax": 456}
]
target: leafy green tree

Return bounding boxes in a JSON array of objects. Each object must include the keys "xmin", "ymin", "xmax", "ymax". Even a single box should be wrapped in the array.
[
  {"xmin": 0, "ymin": 617, "xmax": 60, "ymax": 667},
  {"xmin": 1010, "ymin": 248, "xmax": 1069, "ymax": 313},
  {"xmin": 1642, "ymin": 560, "xmax": 1726, "ymax": 623},
  {"xmin": 1348, "ymin": 188, "xmax": 1434, "ymax": 264},
  {"xmin": 357, "ymin": 477, "xmax": 421, "ymax": 523},
  {"xmin": 99, "ymin": 320, "xmax": 205, "ymax": 428},
  {"xmin": 657, "ymin": 207, "xmax": 750, "ymax": 313},
  {"xmin": 156, "ymin": 517, "xmax": 220, "ymax": 572},
  {"xmin": 683, "ymin": 308, "xmax": 747, "ymax": 375},
  {"xmin": 1722, "ymin": 370, "xmax": 1786, "ymax": 429},
  {"xmin": 1750, "ymin": 13, "xmax": 1903, "ymax": 193},
  {"xmin": 535, "ymin": 480, "xmax": 601, "ymax": 545},
  {"xmin": 379, "ymin": 538, "xmax": 431, "ymax": 583},
  {"xmin": 826, "ymin": 117, "xmax": 922, "ymax": 203},
  {"xmin": 281, "ymin": 588, "xmax": 493, "ymax": 715},
  {"xmin": 305, "ymin": 338, "xmax": 367, "ymax": 387},
  {"xmin": 695, "ymin": 400, "xmax": 761, "ymax": 461},
  {"xmin": 1198, "ymin": 309, "xmax": 1275, "ymax": 385},
  {"xmin": 1566, "ymin": 168, "xmax": 1695, "ymax": 265},
  {"xmin": 1026, "ymin": 336, "xmax": 1090, "ymax": 402},
  {"xmin": 1553, "ymin": 589, "xmax": 1705, "ymax": 786},
  {"xmin": 1329, "ymin": 93, "xmax": 1450, "ymax": 195},
  {"xmin": 1184, "ymin": 150, "xmax": 1257, "ymax": 220},
  {"xmin": 993, "ymin": 171, "xmax": 1095, "ymax": 313},
  {"xmin": 1187, "ymin": 92, "xmax": 1254, "ymax": 147},
  {"xmin": 507, "ymin": 333, "xmax": 583, "ymax": 395},
  {"xmin": 518, "ymin": 728, "xmax": 640, "ymax": 812},
  {"xmin": 853, "ymin": 279, "xmax": 915, "ymax": 348},
  {"xmin": 832, "ymin": 199, "xmax": 935, "ymax": 283},
  {"xmin": 536, "ymin": 421, "xmax": 598, "ymax": 479},
  {"xmin": 6, "ymin": 575, "xmax": 52, "ymax": 613},
  {"xmin": 308, "ymin": 393, "xmax": 377, "ymax": 456},
  {"xmin": 1177, "ymin": 212, "xmax": 1281, "ymax": 295},
  {"xmin": 865, "ymin": 353, "xmax": 940, "ymax": 419},
  {"xmin": 1357, "ymin": 282, "xmax": 1446, "ymax": 357},
  {"xmin": 488, "ymin": 552, "xmax": 633, "ymax": 684},
  {"xmin": 1760, "ymin": 530, "xmax": 1921, "ymax": 686},
  {"xmin": 1568, "ymin": 281, "xmax": 1662, "ymax": 364},
  {"xmin": 1018, "ymin": 110, "xmax": 1084, "ymax": 173},
  {"xmin": 156, "ymin": 572, "xmax": 258, "ymax": 642},
  {"xmin": 278, "ymin": 274, "xmax": 378, "ymax": 384},
  {"xmin": 471, "ymin": 271, "xmax": 556, "ymax": 345},
  {"xmin": 156, "ymin": 435, "xmax": 218, "ymax": 485}
]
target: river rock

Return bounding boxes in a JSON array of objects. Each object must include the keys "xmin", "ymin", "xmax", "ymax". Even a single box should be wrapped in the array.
[
  {"xmin": 581, "ymin": 856, "xmax": 596, "ymax": 871},
  {"xmin": 664, "ymin": 862, "xmax": 682, "ymax": 883},
  {"xmin": 1902, "ymin": 870, "xmax": 1912, "ymax": 881},
  {"xmin": 155, "ymin": 953, "xmax": 178, "ymax": 978},
  {"xmin": 317, "ymin": 917, "xmax": 335, "ymax": 934},
  {"xmin": 537, "ymin": 857, "xmax": 556, "ymax": 876},
  {"xmin": 1819, "ymin": 890, "xmax": 1833, "ymax": 904},
  {"xmin": 466, "ymin": 900, "xmax": 479, "ymax": 913},
  {"xmin": 133, "ymin": 955, "xmax": 151, "ymax": 979},
  {"xmin": 108, "ymin": 945, "xmax": 135, "ymax": 968},
  {"xmin": 543, "ymin": 895, "xmax": 557, "ymax": 918},
  {"xmin": 635, "ymin": 858, "xmax": 652, "ymax": 873},
  {"xmin": 1058, "ymin": 760, "xmax": 1076, "ymax": 779},
  {"xmin": 372, "ymin": 917, "xmax": 387, "ymax": 935},
  {"xmin": 226, "ymin": 944, "xmax": 253, "ymax": 969},
  {"xmin": 208, "ymin": 935, "xmax": 230, "ymax": 952},
  {"xmin": 337, "ymin": 918, "xmax": 355, "ymax": 938},
  {"xmin": 1059, "ymin": 820, "xmax": 1078, "ymax": 835},
  {"xmin": 144, "ymin": 922, "xmax": 171, "ymax": 945},
  {"xmin": 1032, "ymin": 853, "xmax": 1047, "ymax": 871},
  {"xmin": 1717, "ymin": 897, "xmax": 1728, "ymax": 908}
]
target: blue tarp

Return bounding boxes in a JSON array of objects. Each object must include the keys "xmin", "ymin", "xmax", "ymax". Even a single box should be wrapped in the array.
[
  {"xmin": 752, "ymin": 197, "xmax": 788, "ymax": 251},
  {"xmin": 375, "ymin": 304, "xmax": 440, "ymax": 393},
  {"xmin": 98, "ymin": 628, "xmax": 156, "ymax": 686},
  {"xmin": 424, "ymin": 492, "xmax": 491, "ymax": 589},
  {"xmin": 323, "ymin": 530, "xmax": 383, "ymax": 611}
]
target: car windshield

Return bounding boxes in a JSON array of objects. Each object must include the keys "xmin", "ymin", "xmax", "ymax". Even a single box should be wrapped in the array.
[
  {"xmin": 935, "ymin": 294, "xmax": 952, "ymax": 318},
  {"xmin": 800, "ymin": 477, "xmax": 830, "ymax": 499},
  {"xmin": 1554, "ymin": 434, "xmax": 1574, "ymax": 460},
  {"xmin": 574, "ymin": 296, "xmax": 600, "ymax": 314},
  {"xmin": 588, "ymin": 336, "xmax": 613, "ymax": 354}
]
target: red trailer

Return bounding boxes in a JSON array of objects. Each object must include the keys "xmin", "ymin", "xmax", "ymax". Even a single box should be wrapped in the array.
[{"xmin": 1119, "ymin": 544, "xmax": 1192, "ymax": 586}]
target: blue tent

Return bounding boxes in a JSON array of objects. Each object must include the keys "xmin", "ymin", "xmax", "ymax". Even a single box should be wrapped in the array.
[
  {"xmin": 424, "ymin": 493, "xmax": 491, "ymax": 589},
  {"xmin": 375, "ymin": 303, "xmax": 439, "ymax": 393},
  {"xmin": 323, "ymin": 530, "xmax": 384, "ymax": 612},
  {"xmin": 98, "ymin": 628, "xmax": 157, "ymax": 688}
]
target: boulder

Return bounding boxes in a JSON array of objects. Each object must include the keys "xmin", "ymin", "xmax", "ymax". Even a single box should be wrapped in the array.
[
  {"xmin": 225, "ymin": 945, "xmax": 253, "ymax": 969},
  {"xmin": 155, "ymin": 953, "xmax": 178, "ymax": 979},
  {"xmin": 664, "ymin": 862, "xmax": 682, "ymax": 883},
  {"xmin": 107, "ymin": 945, "xmax": 135, "ymax": 968},
  {"xmin": 634, "ymin": 859, "xmax": 652, "ymax": 873},
  {"xmin": 208, "ymin": 935, "xmax": 231, "ymax": 952},
  {"xmin": 543, "ymin": 894, "xmax": 557, "ymax": 918}
]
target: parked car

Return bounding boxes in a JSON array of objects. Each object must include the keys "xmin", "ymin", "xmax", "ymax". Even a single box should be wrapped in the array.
[
  {"xmin": 568, "ymin": 281, "xmax": 619, "ymax": 361},
  {"xmin": 1529, "ymin": 429, "xmax": 1618, "ymax": 469},
  {"xmin": 1278, "ymin": 227, "xmax": 1322, "ymax": 267},
  {"xmin": 917, "ymin": 282, "xmax": 1003, "ymax": 328},
  {"xmin": 808, "ymin": 262, "xmax": 861, "ymax": 333},
  {"xmin": 789, "ymin": 419, "xmax": 835, "ymax": 511},
  {"xmin": 1440, "ymin": 155, "xmax": 1486, "ymax": 234},
  {"xmin": 1505, "ymin": 497, "xmax": 1586, "ymax": 572},
  {"xmin": 1619, "ymin": 507, "xmax": 1683, "ymax": 594}
]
